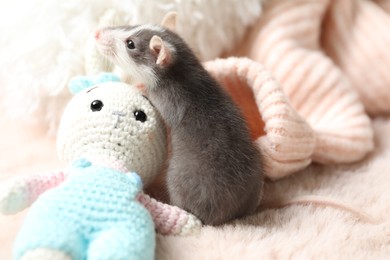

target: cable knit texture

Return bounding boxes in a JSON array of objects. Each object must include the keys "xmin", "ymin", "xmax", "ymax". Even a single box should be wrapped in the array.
[
  {"xmin": 204, "ymin": 56, "xmax": 373, "ymax": 178},
  {"xmin": 204, "ymin": 0, "xmax": 387, "ymax": 178},
  {"xmin": 204, "ymin": 58, "xmax": 315, "ymax": 179},
  {"xmin": 247, "ymin": 0, "xmax": 374, "ymax": 164}
]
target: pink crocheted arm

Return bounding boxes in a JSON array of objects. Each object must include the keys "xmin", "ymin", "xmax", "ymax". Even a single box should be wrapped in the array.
[
  {"xmin": 137, "ymin": 193, "xmax": 202, "ymax": 236},
  {"xmin": 0, "ymin": 171, "xmax": 66, "ymax": 215}
]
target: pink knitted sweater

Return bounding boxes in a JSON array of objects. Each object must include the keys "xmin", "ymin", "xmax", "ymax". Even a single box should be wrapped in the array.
[{"xmin": 204, "ymin": 0, "xmax": 390, "ymax": 178}]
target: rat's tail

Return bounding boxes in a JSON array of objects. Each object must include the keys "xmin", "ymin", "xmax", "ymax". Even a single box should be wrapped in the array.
[{"xmin": 261, "ymin": 195, "xmax": 379, "ymax": 224}]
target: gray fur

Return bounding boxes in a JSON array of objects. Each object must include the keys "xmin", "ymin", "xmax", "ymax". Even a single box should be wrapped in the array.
[{"xmin": 99, "ymin": 25, "xmax": 264, "ymax": 225}]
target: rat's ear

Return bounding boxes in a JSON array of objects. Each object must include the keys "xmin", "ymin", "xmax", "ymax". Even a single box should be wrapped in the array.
[
  {"xmin": 149, "ymin": 35, "xmax": 172, "ymax": 66},
  {"xmin": 161, "ymin": 11, "xmax": 177, "ymax": 32}
]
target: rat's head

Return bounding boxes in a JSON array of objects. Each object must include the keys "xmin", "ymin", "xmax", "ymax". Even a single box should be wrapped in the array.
[
  {"xmin": 95, "ymin": 12, "xmax": 180, "ymax": 89},
  {"xmin": 57, "ymin": 74, "xmax": 167, "ymax": 186}
]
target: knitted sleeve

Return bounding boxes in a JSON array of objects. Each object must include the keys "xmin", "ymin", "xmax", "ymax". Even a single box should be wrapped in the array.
[{"xmin": 0, "ymin": 171, "xmax": 66, "ymax": 215}]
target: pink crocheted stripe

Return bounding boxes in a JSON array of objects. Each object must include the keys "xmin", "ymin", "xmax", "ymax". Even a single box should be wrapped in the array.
[
  {"xmin": 0, "ymin": 171, "xmax": 66, "ymax": 215},
  {"xmin": 137, "ymin": 193, "xmax": 189, "ymax": 235},
  {"xmin": 25, "ymin": 171, "xmax": 66, "ymax": 204}
]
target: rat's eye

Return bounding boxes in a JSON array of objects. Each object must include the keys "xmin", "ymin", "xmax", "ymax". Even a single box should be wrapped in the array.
[
  {"xmin": 90, "ymin": 100, "xmax": 104, "ymax": 112},
  {"xmin": 134, "ymin": 110, "xmax": 147, "ymax": 122},
  {"xmin": 126, "ymin": 39, "xmax": 135, "ymax": 49}
]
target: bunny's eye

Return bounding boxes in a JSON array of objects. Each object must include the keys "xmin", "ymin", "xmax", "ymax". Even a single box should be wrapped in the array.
[
  {"xmin": 126, "ymin": 39, "xmax": 135, "ymax": 49},
  {"xmin": 90, "ymin": 100, "xmax": 104, "ymax": 112},
  {"xmin": 134, "ymin": 110, "xmax": 147, "ymax": 122}
]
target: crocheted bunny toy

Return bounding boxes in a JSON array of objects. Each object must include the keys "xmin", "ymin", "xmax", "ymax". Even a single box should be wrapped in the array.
[{"xmin": 0, "ymin": 73, "xmax": 201, "ymax": 260}]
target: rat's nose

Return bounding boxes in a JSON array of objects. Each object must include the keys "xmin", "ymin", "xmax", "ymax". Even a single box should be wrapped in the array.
[{"xmin": 94, "ymin": 29, "xmax": 101, "ymax": 40}]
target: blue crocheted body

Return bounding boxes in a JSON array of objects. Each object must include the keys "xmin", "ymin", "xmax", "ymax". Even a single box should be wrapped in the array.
[{"xmin": 14, "ymin": 159, "xmax": 155, "ymax": 260}]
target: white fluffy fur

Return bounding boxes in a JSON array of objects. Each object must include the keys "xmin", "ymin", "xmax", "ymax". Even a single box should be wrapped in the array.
[
  {"xmin": 95, "ymin": 27, "xmax": 159, "ymax": 90},
  {"xmin": 0, "ymin": 0, "xmax": 262, "ymax": 131}
]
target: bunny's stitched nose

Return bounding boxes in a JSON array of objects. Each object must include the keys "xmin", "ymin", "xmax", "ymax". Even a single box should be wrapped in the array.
[{"xmin": 112, "ymin": 111, "xmax": 126, "ymax": 129}]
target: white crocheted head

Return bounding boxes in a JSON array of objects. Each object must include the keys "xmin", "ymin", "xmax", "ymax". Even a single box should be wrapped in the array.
[{"xmin": 56, "ymin": 74, "xmax": 167, "ymax": 186}]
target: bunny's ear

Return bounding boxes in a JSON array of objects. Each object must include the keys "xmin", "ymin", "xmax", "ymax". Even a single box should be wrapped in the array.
[
  {"xmin": 95, "ymin": 72, "xmax": 121, "ymax": 84},
  {"xmin": 68, "ymin": 73, "xmax": 121, "ymax": 95},
  {"xmin": 68, "ymin": 76, "xmax": 94, "ymax": 95}
]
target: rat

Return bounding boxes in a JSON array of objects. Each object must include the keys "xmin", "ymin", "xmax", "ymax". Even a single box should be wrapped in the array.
[{"xmin": 95, "ymin": 12, "xmax": 264, "ymax": 225}]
